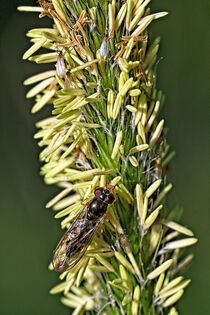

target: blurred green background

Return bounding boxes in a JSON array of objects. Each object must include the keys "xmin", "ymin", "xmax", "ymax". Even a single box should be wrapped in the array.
[{"xmin": 0, "ymin": 0, "xmax": 209, "ymax": 314}]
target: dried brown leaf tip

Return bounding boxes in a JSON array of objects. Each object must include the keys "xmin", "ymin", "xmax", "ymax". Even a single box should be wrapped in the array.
[{"xmin": 21, "ymin": 0, "xmax": 197, "ymax": 313}]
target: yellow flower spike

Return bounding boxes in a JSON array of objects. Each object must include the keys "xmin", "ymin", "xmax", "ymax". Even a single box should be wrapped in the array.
[
  {"xmin": 122, "ymin": 295, "xmax": 132, "ymax": 306},
  {"xmin": 45, "ymin": 158, "xmax": 75, "ymax": 179},
  {"xmin": 71, "ymin": 121, "xmax": 101, "ymax": 128},
  {"xmin": 136, "ymin": 134, "xmax": 143, "ymax": 145},
  {"xmin": 112, "ymin": 0, "xmax": 116, "ymax": 14},
  {"xmin": 115, "ymin": 3, "xmax": 127, "ymax": 31},
  {"xmin": 119, "ymin": 77, "xmax": 134, "ymax": 97},
  {"xmin": 55, "ymin": 202, "xmax": 82, "ymax": 219},
  {"xmin": 117, "ymin": 57, "xmax": 129, "ymax": 72},
  {"xmin": 140, "ymin": 103, "xmax": 147, "ymax": 127},
  {"xmin": 162, "ymin": 271, "xmax": 170, "ymax": 287},
  {"xmin": 59, "ymin": 270, "xmax": 68, "ymax": 280},
  {"xmin": 131, "ymin": 15, "xmax": 154, "ymax": 36},
  {"xmin": 70, "ymin": 59, "xmax": 99, "ymax": 74},
  {"xmin": 118, "ymin": 182, "xmax": 134, "ymax": 203},
  {"xmin": 144, "ymin": 179, "xmax": 162, "ymax": 198},
  {"xmin": 86, "ymin": 82, "xmax": 97, "ymax": 88},
  {"xmin": 144, "ymin": 205, "xmax": 163, "ymax": 229},
  {"xmin": 88, "ymin": 7, "xmax": 97, "ymax": 24},
  {"xmin": 50, "ymin": 281, "xmax": 71, "ymax": 294},
  {"xmin": 131, "ymin": 285, "xmax": 141, "ymax": 315},
  {"xmin": 138, "ymin": 121, "xmax": 146, "ymax": 143},
  {"xmin": 66, "ymin": 168, "xmax": 114, "ymax": 181},
  {"xmin": 24, "ymin": 70, "xmax": 56, "ymax": 85},
  {"xmin": 52, "ymin": 0, "xmax": 70, "ymax": 25},
  {"xmin": 163, "ymin": 289, "xmax": 184, "ymax": 308},
  {"xmin": 120, "ymin": 235, "xmax": 142, "ymax": 279},
  {"xmin": 32, "ymin": 89, "xmax": 57, "ymax": 113},
  {"xmin": 162, "ymin": 231, "xmax": 179, "ymax": 244},
  {"xmin": 119, "ymin": 72, "xmax": 129, "ymax": 91},
  {"xmin": 129, "ymin": 0, "xmax": 151, "ymax": 31},
  {"xmin": 18, "ymin": 6, "xmax": 43, "ymax": 12},
  {"xmin": 22, "ymin": 2, "xmax": 196, "ymax": 312},
  {"xmin": 162, "ymin": 219, "xmax": 194, "ymax": 236},
  {"xmin": 159, "ymin": 276, "xmax": 184, "ymax": 295},
  {"xmin": 108, "ymin": 279, "xmax": 129, "ymax": 292},
  {"xmin": 107, "ymin": 89, "xmax": 114, "ymax": 118},
  {"xmin": 114, "ymin": 252, "xmax": 135, "ymax": 275},
  {"xmin": 46, "ymin": 186, "xmax": 73, "ymax": 208},
  {"xmin": 26, "ymin": 77, "xmax": 55, "ymax": 98},
  {"xmin": 141, "ymin": 196, "xmax": 148, "ymax": 224},
  {"xmin": 129, "ymin": 156, "xmax": 138, "ymax": 167},
  {"xmin": 133, "ymin": 0, "xmax": 145, "ymax": 13},
  {"xmin": 160, "ymin": 280, "xmax": 191, "ymax": 299},
  {"xmin": 129, "ymin": 143, "xmax": 149, "ymax": 154},
  {"xmin": 72, "ymin": 304, "xmax": 86, "ymax": 315},
  {"xmin": 161, "ymin": 238, "xmax": 198, "ymax": 252},
  {"xmin": 145, "ymin": 100, "xmax": 160, "ymax": 132},
  {"xmin": 119, "ymin": 265, "xmax": 133, "ymax": 291},
  {"xmin": 111, "ymin": 131, "xmax": 123, "ymax": 159},
  {"xmin": 100, "ymin": 173, "xmax": 107, "ymax": 187},
  {"xmin": 147, "ymin": 259, "xmax": 173, "ymax": 280},
  {"xmin": 126, "ymin": 105, "xmax": 137, "ymax": 113},
  {"xmin": 123, "ymin": 38, "xmax": 134, "ymax": 59},
  {"xmin": 108, "ymin": 3, "xmax": 115, "ymax": 37},
  {"xmin": 112, "ymin": 94, "xmax": 123, "ymax": 119},
  {"xmin": 135, "ymin": 184, "xmax": 144, "ymax": 219},
  {"xmin": 126, "ymin": 0, "xmax": 133, "ymax": 30},
  {"xmin": 94, "ymin": 254, "xmax": 115, "ymax": 272},
  {"xmin": 168, "ymin": 307, "xmax": 179, "ymax": 315},
  {"xmin": 52, "ymin": 193, "xmax": 80, "ymax": 210},
  {"xmin": 154, "ymin": 273, "xmax": 165, "ymax": 296},
  {"xmin": 129, "ymin": 89, "xmax": 141, "ymax": 97},
  {"xmin": 149, "ymin": 221, "xmax": 162, "ymax": 255},
  {"xmin": 110, "ymin": 176, "xmax": 122, "ymax": 186},
  {"xmin": 150, "ymin": 119, "xmax": 165, "ymax": 147},
  {"xmin": 23, "ymin": 37, "xmax": 46, "ymax": 60},
  {"xmin": 135, "ymin": 109, "xmax": 142, "ymax": 126},
  {"xmin": 119, "ymin": 144, "xmax": 125, "ymax": 156},
  {"xmin": 61, "ymin": 133, "xmax": 83, "ymax": 159}
]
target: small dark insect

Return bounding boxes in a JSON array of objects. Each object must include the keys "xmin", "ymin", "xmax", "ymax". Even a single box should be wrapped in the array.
[{"xmin": 53, "ymin": 185, "xmax": 115, "ymax": 272}]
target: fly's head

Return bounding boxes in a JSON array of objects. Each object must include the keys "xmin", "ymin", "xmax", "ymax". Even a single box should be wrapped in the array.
[{"xmin": 94, "ymin": 185, "xmax": 115, "ymax": 204}]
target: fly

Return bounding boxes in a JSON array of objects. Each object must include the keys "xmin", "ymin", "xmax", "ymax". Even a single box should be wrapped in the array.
[
  {"xmin": 53, "ymin": 186, "xmax": 115, "ymax": 272},
  {"xmin": 100, "ymin": 36, "xmax": 109, "ymax": 57}
]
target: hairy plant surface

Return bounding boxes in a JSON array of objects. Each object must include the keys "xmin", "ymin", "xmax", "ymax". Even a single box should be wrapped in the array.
[{"xmin": 19, "ymin": 0, "xmax": 197, "ymax": 314}]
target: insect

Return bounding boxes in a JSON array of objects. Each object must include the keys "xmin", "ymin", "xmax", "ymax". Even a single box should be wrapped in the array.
[
  {"xmin": 153, "ymin": 155, "xmax": 162, "ymax": 180},
  {"xmin": 100, "ymin": 36, "xmax": 109, "ymax": 57},
  {"xmin": 53, "ymin": 186, "xmax": 115, "ymax": 272},
  {"xmin": 56, "ymin": 52, "xmax": 66, "ymax": 77}
]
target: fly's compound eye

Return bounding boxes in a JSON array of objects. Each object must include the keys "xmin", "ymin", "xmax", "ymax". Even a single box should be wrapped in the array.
[
  {"xmin": 94, "ymin": 187, "xmax": 104, "ymax": 198},
  {"xmin": 104, "ymin": 193, "xmax": 115, "ymax": 204}
]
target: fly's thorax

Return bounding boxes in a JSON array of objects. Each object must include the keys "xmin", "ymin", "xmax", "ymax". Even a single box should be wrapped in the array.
[{"xmin": 87, "ymin": 197, "xmax": 108, "ymax": 220}]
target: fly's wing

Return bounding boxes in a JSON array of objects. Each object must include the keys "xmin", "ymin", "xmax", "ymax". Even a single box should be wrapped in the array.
[{"xmin": 53, "ymin": 207, "xmax": 103, "ymax": 272}]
